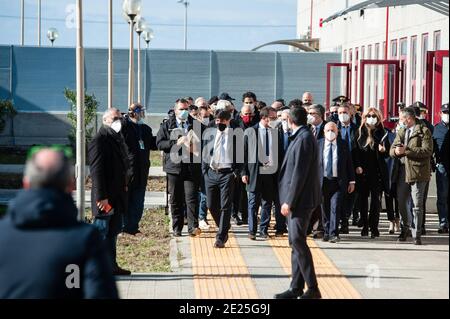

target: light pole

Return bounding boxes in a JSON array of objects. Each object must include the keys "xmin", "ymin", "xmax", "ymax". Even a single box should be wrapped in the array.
[
  {"xmin": 20, "ymin": 0, "xmax": 24, "ymax": 45},
  {"xmin": 123, "ymin": 0, "xmax": 142, "ymax": 107},
  {"xmin": 177, "ymin": 0, "xmax": 189, "ymax": 50},
  {"xmin": 134, "ymin": 16, "xmax": 146, "ymax": 104},
  {"xmin": 108, "ymin": 0, "xmax": 113, "ymax": 109},
  {"xmin": 142, "ymin": 26, "xmax": 154, "ymax": 108},
  {"xmin": 75, "ymin": 0, "xmax": 85, "ymax": 221},
  {"xmin": 47, "ymin": 28, "xmax": 59, "ymax": 47},
  {"xmin": 38, "ymin": 0, "xmax": 41, "ymax": 46}
]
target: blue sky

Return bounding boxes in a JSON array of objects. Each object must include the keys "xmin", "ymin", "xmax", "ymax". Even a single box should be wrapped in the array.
[{"xmin": 0, "ymin": 0, "xmax": 298, "ymax": 51}]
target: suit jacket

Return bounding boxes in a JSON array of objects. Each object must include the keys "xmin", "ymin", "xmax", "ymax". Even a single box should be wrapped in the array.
[
  {"xmin": 318, "ymin": 138, "xmax": 355, "ymax": 192},
  {"xmin": 88, "ymin": 126, "xmax": 131, "ymax": 217},
  {"xmin": 201, "ymin": 125, "xmax": 243, "ymax": 177},
  {"xmin": 278, "ymin": 126, "xmax": 321, "ymax": 215},
  {"xmin": 338, "ymin": 121, "xmax": 360, "ymax": 168},
  {"xmin": 241, "ymin": 123, "xmax": 285, "ymax": 193},
  {"xmin": 309, "ymin": 121, "xmax": 327, "ymax": 140},
  {"xmin": 156, "ymin": 114, "xmax": 203, "ymax": 181}
]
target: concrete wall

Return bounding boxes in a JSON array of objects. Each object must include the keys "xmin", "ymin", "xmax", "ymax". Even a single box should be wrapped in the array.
[{"xmin": 0, "ymin": 46, "xmax": 340, "ymax": 146}]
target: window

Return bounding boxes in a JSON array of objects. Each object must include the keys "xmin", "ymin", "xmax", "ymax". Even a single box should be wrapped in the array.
[
  {"xmin": 383, "ymin": 41, "xmax": 386, "ymax": 59},
  {"xmin": 399, "ymin": 37, "xmax": 408, "ymax": 103},
  {"xmin": 368, "ymin": 45, "xmax": 372, "ymax": 59},
  {"xmin": 375, "ymin": 43, "xmax": 380, "ymax": 59},
  {"xmin": 362, "ymin": 46, "xmax": 365, "ymax": 60},
  {"xmin": 411, "ymin": 36, "xmax": 418, "ymax": 102},
  {"xmin": 421, "ymin": 33, "xmax": 429, "ymax": 100},
  {"xmin": 349, "ymin": 49, "xmax": 353, "ymax": 101},
  {"xmin": 434, "ymin": 30, "xmax": 441, "ymax": 50},
  {"xmin": 343, "ymin": 49, "xmax": 347, "ymax": 63},
  {"xmin": 390, "ymin": 39, "xmax": 398, "ymax": 58},
  {"xmin": 355, "ymin": 47, "xmax": 359, "ymax": 102}
]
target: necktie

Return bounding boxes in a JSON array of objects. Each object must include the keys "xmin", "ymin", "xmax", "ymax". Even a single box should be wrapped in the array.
[
  {"xmin": 311, "ymin": 126, "xmax": 317, "ymax": 138},
  {"xmin": 405, "ymin": 128, "xmax": 411, "ymax": 146},
  {"xmin": 326, "ymin": 143, "xmax": 333, "ymax": 178},
  {"xmin": 265, "ymin": 128, "xmax": 270, "ymax": 157},
  {"xmin": 211, "ymin": 132, "xmax": 223, "ymax": 170}
]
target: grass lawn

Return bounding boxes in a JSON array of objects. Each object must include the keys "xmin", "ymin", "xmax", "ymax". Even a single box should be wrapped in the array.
[
  {"xmin": 0, "ymin": 153, "xmax": 27, "ymax": 165},
  {"xmin": 116, "ymin": 208, "xmax": 171, "ymax": 273},
  {"xmin": 150, "ymin": 151, "xmax": 163, "ymax": 167}
]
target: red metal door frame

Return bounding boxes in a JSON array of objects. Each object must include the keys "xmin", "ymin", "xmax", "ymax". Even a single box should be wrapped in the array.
[
  {"xmin": 360, "ymin": 59, "xmax": 401, "ymax": 119},
  {"xmin": 326, "ymin": 63, "xmax": 352, "ymax": 108},
  {"xmin": 433, "ymin": 50, "xmax": 449, "ymax": 124}
]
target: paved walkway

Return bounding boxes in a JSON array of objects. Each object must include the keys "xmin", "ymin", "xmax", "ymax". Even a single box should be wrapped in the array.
[{"xmin": 116, "ymin": 212, "xmax": 449, "ymax": 299}]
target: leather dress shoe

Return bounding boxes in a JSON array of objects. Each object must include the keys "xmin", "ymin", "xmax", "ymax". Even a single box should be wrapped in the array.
[
  {"xmin": 274, "ymin": 288, "xmax": 303, "ymax": 299},
  {"xmin": 214, "ymin": 240, "xmax": 225, "ymax": 248},
  {"xmin": 113, "ymin": 265, "xmax": 131, "ymax": 276},
  {"xmin": 300, "ymin": 287, "xmax": 322, "ymax": 299},
  {"xmin": 414, "ymin": 238, "xmax": 422, "ymax": 245},
  {"xmin": 248, "ymin": 233, "xmax": 256, "ymax": 240}
]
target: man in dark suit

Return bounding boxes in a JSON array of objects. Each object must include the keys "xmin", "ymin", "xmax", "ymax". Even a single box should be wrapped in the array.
[
  {"xmin": 241, "ymin": 107, "xmax": 285, "ymax": 240},
  {"xmin": 202, "ymin": 110, "xmax": 243, "ymax": 248},
  {"xmin": 156, "ymin": 99, "xmax": 202, "ymax": 238},
  {"xmin": 306, "ymin": 104, "xmax": 327, "ymax": 238},
  {"xmin": 337, "ymin": 103, "xmax": 360, "ymax": 232},
  {"xmin": 122, "ymin": 103, "xmax": 158, "ymax": 236},
  {"xmin": 275, "ymin": 106, "xmax": 322, "ymax": 299},
  {"xmin": 89, "ymin": 107, "xmax": 132, "ymax": 276},
  {"xmin": 318, "ymin": 122, "xmax": 356, "ymax": 242}
]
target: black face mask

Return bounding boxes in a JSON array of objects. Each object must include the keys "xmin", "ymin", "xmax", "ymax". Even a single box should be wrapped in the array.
[
  {"xmin": 330, "ymin": 112, "xmax": 339, "ymax": 122},
  {"xmin": 217, "ymin": 123, "xmax": 227, "ymax": 132}
]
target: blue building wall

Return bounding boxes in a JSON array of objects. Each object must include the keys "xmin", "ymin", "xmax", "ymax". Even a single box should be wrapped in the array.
[{"xmin": 0, "ymin": 46, "xmax": 340, "ymax": 113}]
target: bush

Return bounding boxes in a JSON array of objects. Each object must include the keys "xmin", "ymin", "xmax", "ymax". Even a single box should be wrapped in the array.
[
  {"xmin": 0, "ymin": 99, "xmax": 17, "ymax": 134},
  {"xmin": 64, "ymin": 88, "xmax": 98, "ymax": 148}
]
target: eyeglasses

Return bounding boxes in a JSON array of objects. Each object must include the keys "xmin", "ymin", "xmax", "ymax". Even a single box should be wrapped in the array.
[
  {"xmin": 366, "ymin": 114, "xmax": 377, "ymax": 118},
  {"xmin": 27, "ymin": 145, "xmax": 73, "ymax": 160}
]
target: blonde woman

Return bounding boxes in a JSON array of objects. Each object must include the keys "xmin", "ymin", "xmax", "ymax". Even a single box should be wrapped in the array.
[{"xmin": 354, "ymin": 107, "xmax": 390, "ymax": 238}]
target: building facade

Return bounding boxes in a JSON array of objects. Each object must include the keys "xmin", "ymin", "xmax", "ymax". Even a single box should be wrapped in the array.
[{"xmin": 297, "ymin": 0, "xmax": 449, "ymax": 122}]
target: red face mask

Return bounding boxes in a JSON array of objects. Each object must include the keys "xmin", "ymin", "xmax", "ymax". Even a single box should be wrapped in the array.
[{"xmin": 242, "ymin": 115, "xmax": 252, "ymax": 125}]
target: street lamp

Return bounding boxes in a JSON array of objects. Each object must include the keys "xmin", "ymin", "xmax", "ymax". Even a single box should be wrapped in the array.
[
  {"xmin": 177, "ymin": 0, "xmax": 189, "ymax": 50},
  {"xmin": 47, "ymin": 28, "xmax": 59, "ymax": 47},
  {"xmin": 135, "ymin": 16, "xmax": 146, "ymax": 104},
  {"xmin": 143, "ymin": 27, "xmax": 154, "ymax": 48},
  {"xmin": 142, "ymin": 25, "xmax": 154, "ymax": 108},
  {"xmin": 123, "ymin": 0, "xmax": 142, "ymax": 106}
]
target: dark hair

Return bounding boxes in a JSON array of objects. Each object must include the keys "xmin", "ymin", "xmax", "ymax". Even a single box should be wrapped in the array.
[
  {"xmin": 402, "ymin": 107, "xmax": 417, "ymax": 119},
  {"xmin": 288, "ymin": 99, "xmax": 303, "ymax": 109},
  {"xmin": 215, "ymin": 110, "xmax": 231, "ymax": 121},
  {"xmin": 208, "ymin": 96, "xmax": 219, "ymax": 105},
  {"xmin": 280, "ymin": 106, "xmax": 290, "ymax": 111},
  {"xmin": 242, "ymin": 91, "xmax": 257, "ymax": 102},
  {"xmin": 290, "ymin": 106, "xmax": 307, "ymax": 126},
  {"xmin": 276, "ymin": 98, "xmax": 285, "ymax": 106},
  {"xmin": 189, "ymin": 104, "xmax": 198, "ymax": 111},
  {"xmin": 309, "ymin": 104, "xmax": 325, "ymax": 118},
  {"xmin": 177, "ymin": 98, "xmax": 189, "ymax": 105},
  {"xmin": 256, "ymin": 101, "xmax": 267, "ymax": 110},
  {"xmin": 409, "ymin": 104, "xmax": 421, "ymax": 117},
  {"xmin": 259, "ymin": 106, "xmax": 276, "ymax": 119}
]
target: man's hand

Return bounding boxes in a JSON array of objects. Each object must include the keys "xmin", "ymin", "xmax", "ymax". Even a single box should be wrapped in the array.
[
  {"xmin": 348, "ymin": 183, "xmax": 355, "ymax": 194},
  {"xmin": 395, "ymin": 145, "xmax": 406, "ymax": 156},
  {"xmin": 177, "ymin": 136, "xmax": 188, "ymax": 146},
  {"xmin": 97, "ymin": 199, "xmax": 109, "ymax": 211},
  {"xmin": 281, "ymin": 203, "xmax": 290, "ymax": 217},
  {"xmin": 356, "ymin": 167, "xmax": 363, "ymax": 175},
  {"xmin": 378, "ymin": 144, "xmax": 386, "ymax": 153},
  {"xmin": 242, "ymin": 175, "xmax": 249, "ymax": 184}
]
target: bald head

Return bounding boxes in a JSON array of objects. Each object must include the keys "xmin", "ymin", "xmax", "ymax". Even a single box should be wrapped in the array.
[
  {"xmin": 302, "ymin": 92, "xmax": 314, "ymax": 104},
  {"xmin": 23, "ymin": 149, "xmax": 74, "ymax": 193},
  {"xmin": 241, "ymin": 104, "xmax": 253, "ymax": 116}
]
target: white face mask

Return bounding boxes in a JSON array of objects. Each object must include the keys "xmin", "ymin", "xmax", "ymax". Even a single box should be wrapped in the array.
[
  {"xmin": 111, "ymin": 120, "xmax": 122, "ymax": 133},
  {"xmin": 325, "ymin": 131, "xmax": 337, "ymax": 141},
  {"xmin": 366, "ymin": 117, "xmax": 378, "ymax": 126},
  {"xmin": 442, "ymin": 114, "xmax": 449, "ymax": 124},
  {"xmin": 339, "ymin": 113, "xmax": 350, "ymax": 124},
  {"xmin": 307, "ymin": 114, "xmax": 315, "ymax": 125},
  {"xmin": 269, "ymin": 119, "xmax": 280, "ymax": 129},
  {"xmin": 281, "ymin": 120, "xmax": 290, "ymax": 132}
]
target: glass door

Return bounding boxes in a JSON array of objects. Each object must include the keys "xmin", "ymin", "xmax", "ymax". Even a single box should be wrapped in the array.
[
  {"xmin": 326, "ymin": 63, "xmax": 352, "ymax": 108},
  {"xmin": 360, "ymin": 60, "xmax": 401, "ymax": 120}
]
